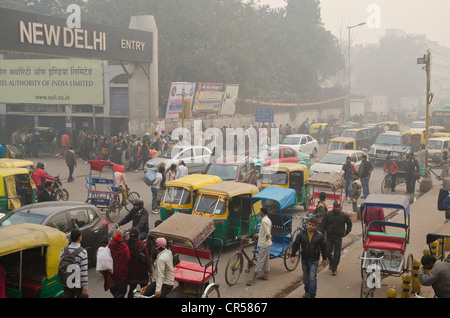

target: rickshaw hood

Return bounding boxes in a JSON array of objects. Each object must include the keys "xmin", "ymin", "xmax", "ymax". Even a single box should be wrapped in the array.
[
  {"xmin": 197, "ymin": 181, "xmax": 259, "ymax": 197},
  {"xmin": 0, "ymin": 223, "xmax": 68, "ymax": 279},
  {"xmin": 251, "ymin": 186, "xmax": 296, "ymax": 210},
  {"xmin": 361, "ymin": 194, "xmax": 410, "ymax": 217}
]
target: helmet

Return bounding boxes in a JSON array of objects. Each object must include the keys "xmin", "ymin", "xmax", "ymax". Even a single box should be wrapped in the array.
[
  {"xmin": 36, "ymin": 162, "xmax": 45, "ymax": 169},
  {"xmin": 133, "ymin": 198, "xmax": 144, "ymax": 209},
  {"xmin": 155, "ymin": 237, "xmax": 167, "ymax": 249}
]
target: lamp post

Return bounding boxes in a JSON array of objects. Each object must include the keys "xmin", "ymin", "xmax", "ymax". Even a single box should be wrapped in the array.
[{"xmin": 346, "ymin": 22, "xmax": 366, "ymax": 121}]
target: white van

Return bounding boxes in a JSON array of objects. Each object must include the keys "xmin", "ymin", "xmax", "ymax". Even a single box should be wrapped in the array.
[{"xmin": 428, "ymin": 137, "xmax": 450, "ymax": 163}]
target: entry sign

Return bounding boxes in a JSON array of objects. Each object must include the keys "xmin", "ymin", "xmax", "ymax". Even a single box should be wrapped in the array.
[
  {"xmin": 0, "ymin": 7, "xmax": 153, "ymax": 63},
  {"xmin": 255, "ymin": 108, "xmax": 274, "ymax": 123}
]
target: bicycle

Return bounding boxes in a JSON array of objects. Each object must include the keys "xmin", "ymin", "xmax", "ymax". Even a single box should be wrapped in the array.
[
  {"xmin": 225, "ymin": 237, "xmax": 258, "ymax": 286},
  {"xmin": 124, "ymin": 187, "xmax": 140, "ymax": 212}
]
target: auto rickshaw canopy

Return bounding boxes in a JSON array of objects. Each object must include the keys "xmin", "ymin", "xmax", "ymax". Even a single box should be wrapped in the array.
[
  {"xmin": 0, "ymin": 159, "xmax": 34, "ymax": 171},
  {"xmin": 0, "ymin": 223, "xmax": 68, "ymax": 279},
  {"xmin": 262, "ymin": 163, "xmax": 309, "ymax": 180},
  {"xmin": 327, "ymin": 137, "xmax": 356, "ymax": 151},
  {"xmin": 305, "ymin": 172, "xmax": 345, "ymax": 191},
  {"xmin": 163, "ymin": 174, "xmax": 223, "ymax": 191},
  {"xmin": 195, "ymin": 180, "xmax": 259, "ymax": 198}
]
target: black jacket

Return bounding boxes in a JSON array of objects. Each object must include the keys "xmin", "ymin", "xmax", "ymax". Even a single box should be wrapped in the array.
[
  {"xmin": 37, "ymin": 190, "xmax": 55, "ymax": 202},
  {"xmin": 117, "ymin": 207, "xmax": 149, "ymax": 234},
  {"xmin": 322, "ymin": 209, "xmax": 352, "ymax": 237},
  {"xmin": 358, "ymin": 160, "xmax": 374, "ymax": 179},
  {"xmin": 291, "ymin": 229, "xmax": 327, "ymax": 262}
]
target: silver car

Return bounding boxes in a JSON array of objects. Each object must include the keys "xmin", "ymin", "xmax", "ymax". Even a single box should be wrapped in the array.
[{"xmin": 144, "ymin": 145, "xmax": 212, "ymax": 174}]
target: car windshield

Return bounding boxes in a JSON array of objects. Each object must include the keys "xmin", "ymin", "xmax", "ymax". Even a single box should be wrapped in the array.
[
  {"xmin": 328, "ymin": 142, "xmax": 344, "ymax": 151},
  {"xmin": 318, "ymin": 153, "xmax": 348, "ymax": 165},
  {"xmin": 341, "ymin": 131, "xmax": 356, "ymax": 138},
  {"xmin": 375, "ymin": 135, "xmax": 401, "ymax": 145},
  {"xmin": 262, "ymin": 171, "xmax": 288, "ymax": 185},
  {"xmin": 281, "ymin": 136, "xmax": 300, "ymax": 145},
  {"xmin": 161, "ymin": 187, "xmax": 190, "ymax": 205},
  {"xmin": 411, "ymin": 122, "xmax": 425, "ymax": 129},
  {"xmin": 428, "ymin": 140, "xmax": 443, "ymax": 150},
  {"xmin": 194, "ymin": 194, "xmax": 226, "ymax": 215},
  {"xmin": 207, "ymin": 164, "xmax": 238, "ymax": 180},
  {"xmin": 0, "ymin": 212, "xmax": 46, "ymax": 228}
]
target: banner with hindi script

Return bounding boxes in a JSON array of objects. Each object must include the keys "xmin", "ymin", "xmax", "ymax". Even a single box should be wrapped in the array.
[
  {"xmin": 192, "ymin": 83, "xmax": 224, "ymax": 117},
  {"xmin": 0, "ymin": 58, "xmax": 103, "ymax": 105},
  {"xmin": 164, "ymin": 82, "xmax": 196, "ymax": 119}
]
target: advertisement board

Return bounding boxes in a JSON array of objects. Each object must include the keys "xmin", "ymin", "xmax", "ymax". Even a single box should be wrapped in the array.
[{"xmin": 164, "ymin": 82, "xmax": 196, "ymax": 119}]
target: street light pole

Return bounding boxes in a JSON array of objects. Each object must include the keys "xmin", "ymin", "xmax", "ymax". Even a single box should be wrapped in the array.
[{"xmin": 346, "ymin": 22, "xmax": 366, "ymax": 121}]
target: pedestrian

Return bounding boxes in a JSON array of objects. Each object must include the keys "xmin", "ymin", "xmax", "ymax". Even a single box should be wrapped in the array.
[
  {"xmin": 312, "ymin": 192, "xmax": 328, "ymax": 233},
  {"xmin": 442, "ymin": 191, "xmax": 450, "ymax": 221},
  {"xmin": 116, "ymin": 198, "xmax": 149, "ymax": 240},
  {"xmin": 59, "ymin": 229, "xmax": 88, "ymax": 298},
  {"xmin": 11, "ymin": 129, "xmax": 22, "ymax": 146},
  {"xmin": 165, "ymin": 164, "xmax": 177, "ymax": 182},
  {"xmin": 61, "ymin": 132, "xmax": 70, "ymax": 149},
  {"xmin": 405, "ymin": 152, "xmax": 420, "ymax": 194},
  {"xmin": 24, "ymin": 130, "xmax": 33, "ymax": 158},
  {"xmin": 358, "ymin": 155, "xmax": 374, "ymax": 198},
  {"xmin": 419, "ymin": 254, "xmax": 450, "ymax": 298},
  {"xmin": 247, "ymin": 207, "xmax": 272, "ymax": 286},
  {"xmin": 64, "ymin": 145, "xmax": 77, "ymax": 183},
  {"xmin": 113, "ymin": 167, "xmax": 128, "ymax": 206},
  {"xmin": 350, "ymin": 172, "xmax": 361, "ymax": 213},
  {"xmin": 440, "ymin": 151, "xmax": 449, "ymax": 180},
  {"xmin": 342, "ymin": 156, "xmax": 354, "ymax": 200},
  {"xmin": 383, "ymin": 156, "xmax": 399, "ymax": 192},
  {"xmin": 417, "ymin": 144, "xmax": 427, "ymax": 176},
  {"xmin": 290, "ymin": 216, "xmax": 327, "ymax": 298},
  {"xmin": 125, "ymin": 227, "xmax": 152, "ymax": 298},
  {"xmin": 37, "ymin": 180, "xmax": 56, "ymax": 202},
  {"xmin": 143, "ymin": 237, "xmax": 174, "ymax": 298},
  {"xmin": 321, "ymin": 200, "xmax": 352, "ymax": 276},
  {"xmin": 102, "ymin": 229, "xmax": 131, "ymax": 298},
  {"xmin": 176, "ymin": 160, "xmax": 188, "ymax": 179},
  {"xmin": 151, "ymin": 166, "xmax": 164, "ymax": 214}
]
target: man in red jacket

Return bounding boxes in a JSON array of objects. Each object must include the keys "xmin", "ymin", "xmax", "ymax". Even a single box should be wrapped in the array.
[
  {"xmin": 32, "ymin": 162, "xmax": 56, "ymax": 192},
  {"xmin": 383, "ymin": 157, "xmax": 399, "ymax": 192}
]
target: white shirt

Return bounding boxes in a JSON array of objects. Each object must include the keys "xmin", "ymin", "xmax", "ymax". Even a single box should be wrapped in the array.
[
  {"xmin": 155, "ymin": 249, "xmax": 175, "ymax": 292},
  {"xmin": 176, "ymin": 165, "xmax": 188, "ymax": 179},
  {"xmin": 151, "ymin": 172, "xmax": 163, "ymax": 189},
  {"xmin": 258, "ymin": 215, "xmax": 272, "ymax": 248}
]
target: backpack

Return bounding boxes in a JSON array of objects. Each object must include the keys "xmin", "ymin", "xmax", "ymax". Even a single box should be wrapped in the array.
[{"xmin": 58, "ymin": 246, "xmax": 84, "ymax": 287}]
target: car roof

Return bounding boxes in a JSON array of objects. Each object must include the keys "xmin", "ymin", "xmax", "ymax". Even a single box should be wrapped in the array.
[
  {"xmin": 11, "ymin": 201, "xmax": 97, "ymax": 216},
  {"xmin": 213, "ymin": 155, "xmax": 249, "ymax": 164},
  {"xmin": 380, "ymin": 131, "xmax": 404, "ymax": 135},
  {"xmin": 285, "ymin": 134, "xmax": 310, "ymax": 137},
  {"xmin": 323, "ymin": 150, "xmax": 363, "ymax": 155}
]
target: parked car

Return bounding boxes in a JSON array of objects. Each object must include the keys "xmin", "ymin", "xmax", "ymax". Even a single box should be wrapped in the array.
[
  {"xmin": 206, "ymin": 155, "xmax": 257, "ymax": 185},
  {"xmin": 253, "ymin": 146, "xmax": 311, "ymax": 178},
  {"xmin": 0, "ymin": 201, "xmax": 109, "ymax": 266},
  {"xmin": 368, "ymin": 131, "xmax": 409, "ymax": 164},
  {"xmin": 310, "ymin": 149, "xmax": 365, "ymax": 175},
  {"xmin": 279, "ymin": 134, "xmax": 319, "ymax": 158},
  {"xmin": 330, "ymin": 122, "xmax": 359, "ymax": 139},
  {"xmin": 144, "ymin": 145, "xmax": 212, "ymax": 174}
]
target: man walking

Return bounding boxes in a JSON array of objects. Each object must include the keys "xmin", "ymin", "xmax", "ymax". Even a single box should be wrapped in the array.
[
  {"xmin": 322, "ymin": 201, "xmax": 352, "ymax": 276},
  {"xmin": 290, "ymin": 216, "xmax": 327, "ymax": 298},
  {"xmin": 405, "ymin": 152, "xmax": 420, "ymax": 194},
  {"xmin": 64, "ymin": 145, "xmax": 77, "ymax": 182},
  {"xmin": 358, "ymin": 155, "xmax": 373, "ymax": 198},
  {"xmin": 342, "ymin": 156, "xmax": 354, "ymax": 200}
]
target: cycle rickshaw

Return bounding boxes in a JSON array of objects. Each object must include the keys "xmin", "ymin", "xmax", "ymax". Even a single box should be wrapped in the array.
[
  {"xmin": 84, "ymin": 160, "xmax": 139, "ymax": 223},
  {"xmin": 250, "ymin": 186, "xmax": 300, "ymax": 271},
  {"xmin": 359, "ymin": 194, "xmax": 414, "ymax": 298},
  {"xmin": 380, "ymin": 146, "xmax": 412, "ymax": 194},
  {"xmin": 136, "ymin": 213, "xmax": 223, "ymax": 298}
]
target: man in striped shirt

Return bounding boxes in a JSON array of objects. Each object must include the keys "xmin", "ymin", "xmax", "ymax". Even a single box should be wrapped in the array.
[{"xmin": 60, "ymin": 229, "xmax": 89, "ymax": 298}]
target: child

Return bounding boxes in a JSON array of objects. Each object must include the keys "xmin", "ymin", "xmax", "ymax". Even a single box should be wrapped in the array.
[{"xmin": 350, "ymin": 172, "xmax": 361, "ymax": 213}]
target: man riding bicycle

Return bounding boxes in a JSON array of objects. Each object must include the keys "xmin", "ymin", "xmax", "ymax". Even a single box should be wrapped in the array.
[{"xmin": 383, "ymin": 157, "xmax": 399, "ymax": 193}]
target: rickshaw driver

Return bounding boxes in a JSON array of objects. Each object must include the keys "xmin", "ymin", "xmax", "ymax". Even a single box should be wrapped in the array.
[
  {"xmin": 32, "ymin": 162, "xmax": 57, "ymax": 192},
  {"xmin": 116, "ymin": 198, "xmax": 149, "ymax": 240},
  {"xmin": 113, "ymin": 168, "xmax": 128, "ymax": 206},
  {"xmin": 383, "ymin": 157, "xmax": 399, "ymax": 192}
]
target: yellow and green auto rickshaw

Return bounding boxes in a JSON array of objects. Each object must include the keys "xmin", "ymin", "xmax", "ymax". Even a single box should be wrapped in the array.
[
  {"xmin": 0, "ymin": 159, "xmax": 35, "ymax": 173},
  {"xmin": 159, "ymin": 174, "xmax": 222, "ymax": 220},
  {"xmin": 0, "ymin": 168, "xmax": 36, "ymax": 217},
  {"xmin": 431, "ymin": 132, "xmax": 450, "ymax": 138},
  {"xmin": 192, "ymin": 181, "xmax": 261, "ymax": 247},
  {"xmin": 0, "ymin": 223, "xmax": 68, "ymax": 298},
  {"xmin": 260, "ymin": 163, "xmax": 310, "ymax": 211},
  {"xmin": 310, "ymin": 123, "xmax": 328, "ymax": 142},
  {"xmin": 382, "ymin": 121, "xmax": 401, "ymax": 131},
  {"xmin": 429, "ymin": 126, "xmax": 446, "ymax": 135},
  {"xmin": 404, "ymin": 131, "xmax": 424, "ymax": 153},
  {"xmin": 327, "ymin": 137, "xmax": 357, "ymax": 152}
]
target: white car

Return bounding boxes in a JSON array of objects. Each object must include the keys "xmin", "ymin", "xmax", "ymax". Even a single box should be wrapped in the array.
[
  {"xmin": 279, "ymin": 134, "xmax": 319, "ymax": 157},
  {"xmin": 310, "ymin": 150, "xmax": 366, "ymax": 175},
  {"xmin": 409, "ymin": 121, "xmax": 426, "ymax": 132}
]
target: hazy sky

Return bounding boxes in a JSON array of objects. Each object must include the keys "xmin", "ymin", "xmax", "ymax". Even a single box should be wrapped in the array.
[{"xmin": 261, "ymin": 0, "xmax": 450, "ymax": 48}]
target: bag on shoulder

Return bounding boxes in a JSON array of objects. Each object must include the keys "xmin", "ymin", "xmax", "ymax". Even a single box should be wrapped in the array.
[
  {"xmin": 96, "ymin": 246, "xmax": 114, "ymax": 273},
  {"xmin": 58, "ymin": 246, "xmax": 84, "ymax": 287}
]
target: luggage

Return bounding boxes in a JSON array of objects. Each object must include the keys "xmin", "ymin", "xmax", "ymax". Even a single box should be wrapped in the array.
[
  {"xmin": 438, "ymin": 188, "xmax": 449, "ymax": 211},
  {"xmin": 143, "ymin": 170, "xmax": 157, "ymax": 186}
]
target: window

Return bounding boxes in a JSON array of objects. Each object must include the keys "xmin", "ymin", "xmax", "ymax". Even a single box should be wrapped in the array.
[
  {"xmin": 301, "ymin": 137, "xmax": 307, "ymax": 145},
  {"xmin": 283, "ymin": 148, "xmax": 296, "ymax": 158},
  {"xmin": 307, "ymin": 136, "xmax": 313, "ymax": 142},
  {"xmin": 69, "ymin": 209, "xmax": 94, "ymax": 229},
  {"xmin": 47, "ymin": 212, "xmax": 69, "ymax": 233}
]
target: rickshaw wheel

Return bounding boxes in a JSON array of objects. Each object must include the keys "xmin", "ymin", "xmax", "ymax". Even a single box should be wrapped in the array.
[
  {"xmin": 125, "ymin": 191, "xmax": 140, "ymax": 212},
  {"xmin": 284, "ymin": 241, "xmax": 300, "ymax": 271},
  {"xmin": 202, "ymin": 283, "xmax": 220, "ymax": 298},
  {"xmin": 402, "ymin": 253, "xmax": 414, "ymax": 274},
  {"xmin": 380, "ymin": 176, "xmax": 389, "ymax": 194},
  {"xmin": 225, "ymin": 252, "xmax": 244, "ymax": 286},
  {"xmin": 360, "ymin": 271, "xmax": 375, "ymax": 298},
  {"xmin": 107, "ymin": 200, "xmax": 122, "ymax": 223}
]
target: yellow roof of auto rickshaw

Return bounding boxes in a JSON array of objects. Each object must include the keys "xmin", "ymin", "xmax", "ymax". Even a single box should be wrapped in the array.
[
  {"xmin": 429, "ymin": 126, "xmax": 445, "ymax": 130},
  {"xmin": 344, "ymin": 127, "xmax": 369, "ymax": 132},
  {"xmin": 264, "ymin": 162, "xmax": 309, "ymax": 173},
  {"xmin": 431, "ymin": 133, "xmax": 450, "ymax": 137},
  {"xmin": 0, "ymin": 167, "xmax": 31, "ymax": 177},
  {"xmin": 328, "ymin": 137, "xmax": 356, "ymax": 142},
  {"xmin": 382, "ymin": 121, "xmax": 400, "ymax": 125},
  {"xmin": 0, "ymin": 223, "xmax": 68, "ymax": 278},
  {"xmin": 310, "ymin": 123, "xmax": 327, "ymax": 127},
  {"xmin": 197, "ymin": 181, "xmax": 260, "ymax": 197},
  {"xmin": 404, "ymin": 130, "xmax": 424, "ymax": 135},
  {"xmin": 163, "ymin": 174, "xmax": 222, "ymax": 190},
  {"xmin": 0, "ymin": 159, "xmax": 34, "ymax": 169}
]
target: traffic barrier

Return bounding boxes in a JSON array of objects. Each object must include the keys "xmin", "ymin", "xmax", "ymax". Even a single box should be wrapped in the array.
[
  {"xmin": 386, "ymin": 287, "xmax": 397, "ymax": 298},
  {"xmin": 411, "ymin": 259, "xmax": 421, "ymax": 294},
  {"xmin": 401, "ymin": 273, "xmax": 411, "ymax": 298}
]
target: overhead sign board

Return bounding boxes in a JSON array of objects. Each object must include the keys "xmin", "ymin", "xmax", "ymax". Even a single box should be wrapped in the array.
[
  {"xmin": 255, "ymin": 108, "xmax": 274, "ymax": 123},
  {"xmin": 0, "ymin": 7, "xmax": 153, "ymax": 63}
]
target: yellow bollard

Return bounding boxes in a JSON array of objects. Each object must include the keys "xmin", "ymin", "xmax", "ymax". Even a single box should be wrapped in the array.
[
  {"xmin": 386, "ymin": 287, "xmax": 397, "ymax": 298},
  {"xmin": 401, "ymin": 273, "xmax": 411, "ymax": 298},
  {"xmin": 430, "ymin": 241, "xmax": 438, "ymax": 258},
  {"xmin": 412, "ymin": 259, "xmax": 421, "ymax": 294}
]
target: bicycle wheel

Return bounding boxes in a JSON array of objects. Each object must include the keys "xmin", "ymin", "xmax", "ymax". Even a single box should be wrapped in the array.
[
  {"xmin": 107, "ymin": 199, "xmax": 122, "ymax": 223},
  {"xmin": 202, "ymin": 283, "xmax": 220, "ymax": 298},
  {"xmin": 225, "ymin": 251, "xmax": 244, "ymax": 286},
  {"xmin": 284, "ymin": 241, "xmax": 300, "ymax": 271},
  {"xmin": 381, "ymin": 176, "xmax": 390, "ymax": 194},
  {"xmin": 360, "ymin": 271, "xmax": 376, "ymax": 298},
  {"xmin": 125, "ymin": 191, "xmax": 140, "ymax": 211},
  {"xmin": 55, "ymin": 188, "xmax": 69, "ymax": 201}
]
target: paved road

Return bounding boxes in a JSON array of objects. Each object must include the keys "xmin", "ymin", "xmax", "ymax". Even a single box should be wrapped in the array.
[{"xmin": 35, "ymin": 142, "xmax": 431, "ymax": 298}]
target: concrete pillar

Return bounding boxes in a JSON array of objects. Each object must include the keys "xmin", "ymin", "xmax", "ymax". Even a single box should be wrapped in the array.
[{"xmin": 128, "ymin": 15, "xmax": 158, "ymax": 137}]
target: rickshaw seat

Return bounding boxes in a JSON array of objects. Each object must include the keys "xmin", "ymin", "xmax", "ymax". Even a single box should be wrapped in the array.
[
  {"xmin": 364, "ymin": 232, "xmax": 406, "ymax": 253},
  {"xmin": 172, "ymin": 245, "xmax": 214, "ymax": 285},
  {"xmin": 6, "ymin": 276, "xmax": 43, "ymax": 298}
]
